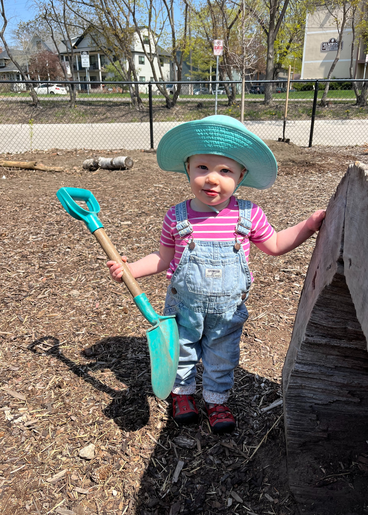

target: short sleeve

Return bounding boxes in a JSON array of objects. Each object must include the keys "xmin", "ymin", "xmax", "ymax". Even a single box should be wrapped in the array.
[
  {"xmin": 249, "ymin": 203, "xmax": 275, "ymax": 243},
  {"xmin": 160, "ymin": 207, "xmax": 176, "ymax": 248}
]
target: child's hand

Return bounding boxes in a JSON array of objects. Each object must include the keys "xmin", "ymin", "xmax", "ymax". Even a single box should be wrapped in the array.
[
  {"xmin": 306, "ymin": 210, "xmax": 326, "ymax": 232},
  {"xmin": 107, "ymin": 258, "xmax": 128, "ymax": 283}
]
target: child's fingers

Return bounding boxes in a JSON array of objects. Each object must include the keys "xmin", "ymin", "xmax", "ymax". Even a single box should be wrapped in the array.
[{"xmin": 106, "ymin": 260, "xmax": 127, "ymax": 282}]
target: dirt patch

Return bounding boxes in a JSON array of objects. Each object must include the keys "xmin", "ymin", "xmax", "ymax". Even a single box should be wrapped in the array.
[
  {"xmin": 0, "ymin": 97, "xmax": 367, "ymax": 125},
  {"xmin": 0, "ymin": 144, "xmax": 368, "ymax": 515}
]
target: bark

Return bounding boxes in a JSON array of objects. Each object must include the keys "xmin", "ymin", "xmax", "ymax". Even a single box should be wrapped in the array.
[
  {"xmin": 283, "ymin": 162, "xmax": 368, "ymax": 515},
  {"xmin": 0, "ymin": 160, "xmax": 64, "ymax": 171}
]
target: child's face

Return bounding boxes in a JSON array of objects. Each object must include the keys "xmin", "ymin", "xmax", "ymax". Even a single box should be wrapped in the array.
[{"xmin": 186, "ymin": 154, "xmax": 246, "ymax": 211}]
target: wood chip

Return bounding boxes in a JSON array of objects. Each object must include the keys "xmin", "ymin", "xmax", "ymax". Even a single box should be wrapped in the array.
[
  {"xmin": 260, "ymin": 398, "xmax": 283, "ymax": 413},
  {"xmin": 46, "ymin": 470, "xmax": 68, "ymax": 483},
  {"xmin": 172, "ymin": 460, "xmax": 185, "ymax": 483},
  {"xmin": 56, "ymin": 509, "xmax": 76, "ymax": 515},
  {"xmin": 74, "ymin": 487, "xmax": 92, "ymax": 494},
  {"xmin": 172, "ymin": 436, "xmax": 196, "ymax": 449},
  {"xmin": 231, "ymin": 491, "xmax": 243, "ymax": 503},
  {"xmin": 2, "ymin": 388, "xmax": 26, "ymax": 401}
]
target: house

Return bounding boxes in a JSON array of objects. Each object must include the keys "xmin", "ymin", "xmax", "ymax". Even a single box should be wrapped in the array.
[
  {"xmin": 0, "ymin": 48, "xmax": 27, "ymax": 89},
  {"xmin": 301, "ymin": 6, "xmax": 367, "ymax": 79},
  {"xmin": 58, "ymin": 28, "xmax": 172, "ymax": 91}
]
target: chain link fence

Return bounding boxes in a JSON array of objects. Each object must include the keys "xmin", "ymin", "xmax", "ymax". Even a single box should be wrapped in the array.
[{"xmin": 0, "ymin": 79, "xmax": 367, "ymax": 153}]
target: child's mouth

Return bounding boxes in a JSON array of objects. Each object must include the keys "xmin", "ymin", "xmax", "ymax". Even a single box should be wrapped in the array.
[{"xmin": 203, "ymin": 189, "xmax": 219, "ymax": 197}]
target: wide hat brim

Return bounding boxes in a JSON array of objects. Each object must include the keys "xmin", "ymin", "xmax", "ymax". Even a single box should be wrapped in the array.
[{"xmin": 157, "ymin": 115, "xmax": 277, "ymax": 190}]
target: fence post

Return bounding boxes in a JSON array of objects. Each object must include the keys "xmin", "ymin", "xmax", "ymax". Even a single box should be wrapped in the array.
[
  {"xmin": 309, "ymin": 80, "xmax": 319, "ymax": 148},
  {"xmin": 148, "ymin": 82, "xmax": 154, "ymax": 150}
]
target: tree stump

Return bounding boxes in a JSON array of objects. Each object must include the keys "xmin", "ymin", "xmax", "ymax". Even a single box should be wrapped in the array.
[{"xmin": 283, "ymin": 162, "xmax": 368, "ymax": 515}]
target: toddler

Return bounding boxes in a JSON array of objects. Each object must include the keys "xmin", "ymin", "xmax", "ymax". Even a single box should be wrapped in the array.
[{"xmin": 108, "ymin": 115, "xmax": 325, "ymax": 434}]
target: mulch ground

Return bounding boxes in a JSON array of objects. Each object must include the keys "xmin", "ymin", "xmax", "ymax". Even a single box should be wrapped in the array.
[{"xmin": 1, "ymin": 142, "xmax": 368, "ymax": 515}]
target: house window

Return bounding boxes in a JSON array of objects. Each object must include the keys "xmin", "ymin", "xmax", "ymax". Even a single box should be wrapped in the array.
[
  {"xmin": 139, "ymin": 55, "xmax": 145, "ymax": 65},
  {"xmin": 36, "ymin": 40, "xmax": 42, "ymax": 50},
  {"xmin": 143, "ymin": 36, "xmax": 150, "ymax": 45},
  {"xmin": 150, "ymin": 77, "xmax": 154, "ymax": 81},
  {"xmin": 0, "ymin": 59, "xmax": 5, "ymax": 67},
  {"xmin": 139, "ymin": 76, "xmax": 145, "ymax": 82},
  {"xmin": 159, "ymin": 58, "xmax": 164, "ymax": 66}
]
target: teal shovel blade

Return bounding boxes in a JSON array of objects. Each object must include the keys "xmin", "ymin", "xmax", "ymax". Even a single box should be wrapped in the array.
[{"xmin": 146, "ymin": 316, "xmax": 179, "ymax": 399}]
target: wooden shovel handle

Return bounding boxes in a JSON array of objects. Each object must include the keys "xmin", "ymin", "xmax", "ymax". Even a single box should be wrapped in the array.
[{"xmin": 93, "ymin": 228, "xmax": 142, "ymax": 298}]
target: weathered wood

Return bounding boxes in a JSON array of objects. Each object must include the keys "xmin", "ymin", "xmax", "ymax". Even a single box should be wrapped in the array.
[
  {"xmin": 283, "ymin": 162, "xmax": 368, "ymax": 515},
  {"xmin": 82, "ymin": 156, "xmax": 133, "ymax": 171},
  {"xmin": 0, "ymin": 160, "xmax": 64, "ymax": 172}
]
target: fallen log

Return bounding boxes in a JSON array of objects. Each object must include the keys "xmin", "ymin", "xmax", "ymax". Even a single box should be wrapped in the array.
[
  {"xmin": 283, "ymin": 161, "xmax": 368, "ymax": 515},
  {"xmin": 0, "ymin": 160, "xmax": 64, "ymax": 172},
  {"xmin": 83, "ymin": 156, "xmax": 133, "ymax": 171}
]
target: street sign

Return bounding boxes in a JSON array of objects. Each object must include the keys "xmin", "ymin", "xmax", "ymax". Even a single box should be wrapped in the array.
[
  {"xmin": 81, "ymin": 51, "xmax": 90, "ymax": 68},
  {"xmin": 213, "ymin": 40, "xmax": 224, "ymax": 56}
]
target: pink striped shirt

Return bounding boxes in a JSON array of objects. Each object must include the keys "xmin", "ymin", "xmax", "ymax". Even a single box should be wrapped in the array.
[{"xmin": 160, "ymin": 196, "xmax": 274, "ymax": 280}]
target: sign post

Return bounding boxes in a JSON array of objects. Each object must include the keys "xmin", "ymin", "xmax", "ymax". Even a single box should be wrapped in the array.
[
  {"xmin": 81, "ymin": 51, "xmax": 90, "ymax": 94},
  {"xmin": 213, "ymin": 39, "xmax": 223, "ymax": 115}
]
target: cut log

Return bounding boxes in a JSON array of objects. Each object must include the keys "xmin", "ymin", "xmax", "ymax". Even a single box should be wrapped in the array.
[
  {"xmin": 283, "ymin": 162, "xmax": 368, "ymax": 515},
  {"xmin": 82, "ymin": 156, "xmax": 133, "ymax": 171},
  {"xmin": 0, "ymin": 160, "xmax": 64, "ymax": 172}
]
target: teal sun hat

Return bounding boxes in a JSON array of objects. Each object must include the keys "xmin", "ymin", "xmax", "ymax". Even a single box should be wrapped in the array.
[{"xmin": 157, "ymin": 115, "xmax": 277, "ymax": 190}]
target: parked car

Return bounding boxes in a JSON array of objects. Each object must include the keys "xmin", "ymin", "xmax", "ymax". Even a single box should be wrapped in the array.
[
  {"xmin": 194, "ymin": 87, "xmax": 209, "ymax": 95},
  {"xmin": 214, "ymin": 86, "xmax": 230, "ymax": 95},
  {"xmin": 34, "ymin": 83, "xmax": 68, "ymax": 95},
  {"xmin": 249, "ymin": 85, "xmax": 264, "ymax": 94},
  {"xmin": 166, "ymin": 84, "xmax": 176, "ymax": 95},
  {"xmin": 275, "ymin": 86, "xmax": 297, "ymax": 93}
]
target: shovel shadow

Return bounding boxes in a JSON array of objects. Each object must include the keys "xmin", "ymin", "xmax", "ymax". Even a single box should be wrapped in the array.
[{"xmin": 28, "ymin": 334, "xmax": 154, "ymax": 432}]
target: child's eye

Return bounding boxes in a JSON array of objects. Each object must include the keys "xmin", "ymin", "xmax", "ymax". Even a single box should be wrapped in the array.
[
  {"xmin": 221, "ymin": 168, "xmax": 231, "ymax": 174},
  {"xmin": 199, "ymin": 165, "xmax": 208, "ymax": 170}
]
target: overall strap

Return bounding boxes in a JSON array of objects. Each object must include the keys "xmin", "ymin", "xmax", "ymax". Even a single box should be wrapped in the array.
[
  {"xmin": 236, "ymin": 199, "xmax": 252, "ymax": 237},
  {"xmin": 175, "ymin": 201, "xmax": 193, "ymax": 238}
]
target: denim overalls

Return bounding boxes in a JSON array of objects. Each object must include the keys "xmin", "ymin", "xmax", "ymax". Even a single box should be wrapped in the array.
[{"xmin": 164, "ymin": 200, "xmax": 253, "ymax": 404}]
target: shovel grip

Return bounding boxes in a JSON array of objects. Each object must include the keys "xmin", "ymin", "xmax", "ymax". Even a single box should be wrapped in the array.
[{"xmin": 93, "ymin": 228, "xmax": 142, "ymax": 298}]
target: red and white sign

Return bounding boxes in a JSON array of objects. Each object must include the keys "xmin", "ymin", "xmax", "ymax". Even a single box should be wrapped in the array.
[{"xmin": 213, "ymin": 40, "xmax": 224, "ymax": 56}]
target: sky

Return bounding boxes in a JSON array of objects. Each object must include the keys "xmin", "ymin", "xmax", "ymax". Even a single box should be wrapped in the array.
[{"xmin": 3, "ymin": 0, "xmax": 37, "ymax": 44}]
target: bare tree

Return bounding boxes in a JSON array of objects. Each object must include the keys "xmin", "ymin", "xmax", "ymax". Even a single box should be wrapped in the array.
[
  {"xmin": 244, "ymin": 0, "xmax": 291, "ymax": 104},
  {"xmin": 349, "ymin": 3, "xmax": 368, "ymax": 107},
  {"xmin": 0, "ymin": 0, "xmax": 39, "ymax": 105},
  {"xmin": 113, "ymin": 0, "xmax": 190, "ymax": 108},
  {"xmin": 65, "ymin": 0, "xmax": 144, "ymax": 109},
  {"xmin": 40, "ymin": 0, "xmax": 81, "ymax": 107},
  {"xmin": 185, "ymin": 0, "xmax": 243, "ymax": 105}
]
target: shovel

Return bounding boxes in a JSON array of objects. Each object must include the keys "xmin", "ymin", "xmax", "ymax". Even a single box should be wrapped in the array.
[
  {"xmin": 56, "ymin": 187, "xmax": 179, "ymax": 400},
  {"xmin": 278, "ymin": 65, "xmax": 291, "ymax": 144}
]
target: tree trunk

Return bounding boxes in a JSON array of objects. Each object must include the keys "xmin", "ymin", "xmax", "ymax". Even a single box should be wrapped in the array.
[
  {"xmin": 283, "ymin": 162, "xmax": 368, "ymax": 515},
  {"xmin": 356, "ymin": 83, "xmax": 368, "ymax": 107},
  {"xmin": 264, "ymin": 27, "xmax": 275, "ymax": 104}
]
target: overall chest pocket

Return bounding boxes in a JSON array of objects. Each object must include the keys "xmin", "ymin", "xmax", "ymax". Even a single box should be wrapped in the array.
[{"xmin": 185, "ymin": 255, "xmax": 240, "ymax": 295}]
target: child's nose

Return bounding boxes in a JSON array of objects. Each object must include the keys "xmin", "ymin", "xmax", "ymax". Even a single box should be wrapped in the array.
[{"xmin": 206, "ymin": 171, "xmax": 219, "ymax": 183}]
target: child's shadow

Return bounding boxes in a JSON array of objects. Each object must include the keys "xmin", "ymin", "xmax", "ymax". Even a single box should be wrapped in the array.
[{"xmin": 28, "ymin": 335, "xmax": 152, "ymax": 432}]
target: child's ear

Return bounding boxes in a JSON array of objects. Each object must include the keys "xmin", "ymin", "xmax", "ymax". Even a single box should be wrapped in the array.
[
  {"xmin": 238, "ymin": 168, "xmax": 247, "ymax": 184},
  {"xmin": 186, "ymin": 160, "xmax": 190, "ymax": 177}
]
